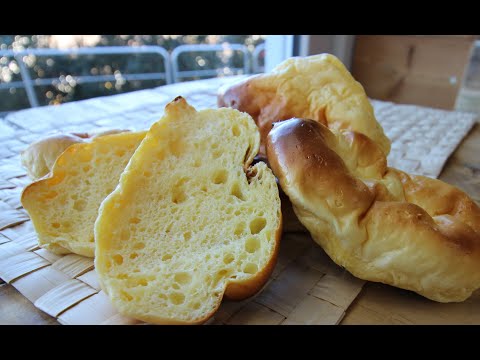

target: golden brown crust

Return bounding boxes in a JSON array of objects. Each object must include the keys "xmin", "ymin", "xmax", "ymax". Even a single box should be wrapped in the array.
[
  {"xmin": 218, "ymin": 54, "xmax": 391, "ymax": 157},
  {"xmin": 267, "ymin": 118, "xmax": 480, "ymax": 302}
]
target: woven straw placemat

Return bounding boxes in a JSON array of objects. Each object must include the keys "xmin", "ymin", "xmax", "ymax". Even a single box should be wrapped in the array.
[{"xmin": 0, "ymin": 77, "xmax": 477, "ymax": 324}]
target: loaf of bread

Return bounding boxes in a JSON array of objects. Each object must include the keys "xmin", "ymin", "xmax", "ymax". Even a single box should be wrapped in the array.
[
  {"xmin": 21, "ymin": 131, "xmax": 146, "ymax": 257},
  {"xmin": 95, "ymin": 97, "xmax": 282, "ymax": 324},
  {"xmin": 218, "ymin": 53, "xmax": 391, "ymax": 156},
  {"xmin": 267, "ymin": 118, "xmax": 480, "ymax": 302},
  {"xmin": 21, "ymin": 129, "xmax": 129, "ymax": 180}
]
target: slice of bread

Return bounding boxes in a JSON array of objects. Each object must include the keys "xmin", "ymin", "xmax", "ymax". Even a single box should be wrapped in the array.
[
  {"xmin": 21, "ymin": 131, "xmax": 146, "ymax": 257},
  {"xmin": 94, "ymin": 97, "xmax": 282, "ymax": 324}
]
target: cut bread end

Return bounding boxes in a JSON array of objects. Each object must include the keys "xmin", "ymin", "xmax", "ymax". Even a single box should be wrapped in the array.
[{"xmin": 21, "ymin": 131, "xmax": 146, "ymax": 257}]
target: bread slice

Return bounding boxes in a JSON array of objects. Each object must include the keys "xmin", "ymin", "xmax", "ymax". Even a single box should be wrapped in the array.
[
  {"xmin": 21, "ymin": 131, "xmax": 146, "ymax": 257},
  {"xmin": 94, "ymin": 97, "xmax": 282, "ymax": 324}
]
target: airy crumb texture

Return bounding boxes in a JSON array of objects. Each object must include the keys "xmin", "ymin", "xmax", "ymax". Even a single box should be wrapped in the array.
[
  {"xmin": 21, "ymin": 131, "xmax": 146, "ymax": 257},
  {"xmin": 95, "ymin": 97, "xmax": 282, "ymax": 324}
]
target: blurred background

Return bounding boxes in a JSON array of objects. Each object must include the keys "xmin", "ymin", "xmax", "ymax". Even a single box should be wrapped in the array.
[
  {"xmin": 0, "ymin": 35, "xmax": 266, "ymax": 114},
  {"xmin": 1, "ymin": 35, "xmax": 479, "ymax": 116}
]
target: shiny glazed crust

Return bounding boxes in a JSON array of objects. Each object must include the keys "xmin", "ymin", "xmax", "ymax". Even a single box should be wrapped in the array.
[{"xmin": 267, "ymin": 118, "xmax": 480, "ymax": 303}]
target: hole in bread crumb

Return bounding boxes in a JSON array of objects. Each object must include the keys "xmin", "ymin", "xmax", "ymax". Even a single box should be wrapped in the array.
[
  {"xmin": 158, "ymin": 293, "xmax": 167, "ymax": 300},
  {"xmin": 133, "ymin": 242, "xmax": 145, "ymax": 250},
  {"xmin": 143, "ymin": 171, "xmax": 152, "ymax": 177},
  {"xmin": 250, "ymin": 217, "xmax": 266, "ymax": 234},
  {"xmin": 120, "ymin": 291, "xmax": 133, "ymax": 301},
  {"xmin": 245, "ymin": 237, "xmax": 260, "ymax": 253},
  {"xmin": 223, "ymin": 254, "xmax": 234, "ymax": 264},
  {"xmin": 212, "ymin": 150, "xmax": 222, "ymax": 159},
  {"xmin": 138, "ymin": 279, "xmax": 148, "ymax": 287},
  {"xmin": 113, "ymin": 254, "xmax": 123, "ymax": 265},
  {"xmin": 129, "ymin": 253, "xmax": 138, "ymax": 260},
  {"xmin": 192, "ymin": 302, "xmax": 201, "ymax": 310},
  {"xmin": 130, "ymin": 217, "xmax": 141, "ymax": 224},
  {"xmin": 231, "ymin": 182, "xmax": 245, "ymax": 201},
  {"xmin": 162, "ymin": 254, "xmax": 172, "ymax": 261},
  {"xmin": 218, "ymin": 269, "xmax": 228, "ymax": 277},
  {"xmin": 193, "ymin": 158, "xmax": 201, "ymax": 167},
  {"xmin": 214, "ymin": 269, "xmax": 229, "ymax": 284},
  {"xmin": 89, "ymin": 237, "xmax": 94, "ymax": 242},
  {"xmin": 172, "ymin": 283, "xmax": 180, "ymax": 290},
  {"xmin": 83, "ymin": 165, "xmax": 91, "ymax": 172},
  {"xmin": 170, "ymin": 292, "xmax": 185, "ymax": 305},
  {"xmin": 73, "ymin": 199, "xmax": 86, "ymax": 211},
  {"xmin": 115, "ymin": 149, "xmax": 126, "ymax": 157},
  {"xmin": 184, "ymin": 232, "xmax": 192, "ymax": 240},
  {"xmin": 234, "ymin": 222, "xmax": 245, "ymax": 236},
  {"xmin": 232, "ymin": 125, "xmax": 241, "ymax": 137},
  {"xmin": 52, "ymin": 222, "xmax": 60, "ymax": 228},
  {"xmin": 243, "ymin": 263, "xmax": 258, "ymax": 274},
  {"xmin": 213, "ymin": 169, "xmax": 228, "ymax": 184},
  {"xmin": 174, "ymin": 272, "xmax": 192, "ymax": 285},
  {"xmin": 172, "ymin": 190, "xmax": 186, "ymax": 204}
]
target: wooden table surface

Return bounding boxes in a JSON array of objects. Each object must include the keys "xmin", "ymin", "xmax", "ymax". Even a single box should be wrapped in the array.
[{"xmin": 1, "ymin": 76, "xmax": 479, "ymax": 325}]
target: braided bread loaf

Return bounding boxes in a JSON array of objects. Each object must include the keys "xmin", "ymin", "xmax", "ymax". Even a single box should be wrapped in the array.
[
  {"xmin": 218, "ymin": 53, "xmax": 391, "ymax": 156},
  {"xmin": 267, "ymin": 118, "xmax": 480, "ymax": 302}
]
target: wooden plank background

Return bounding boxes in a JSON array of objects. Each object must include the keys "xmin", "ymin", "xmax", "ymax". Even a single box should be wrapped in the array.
[{"xmin": 352, "ymin": 35, "xmax": 476, "ymax": 110}]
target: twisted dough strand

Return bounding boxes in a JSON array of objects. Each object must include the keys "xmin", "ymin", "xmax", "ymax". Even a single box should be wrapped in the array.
[{"xmin": 267, "ymin": 118, "xmax": 480, "ymax": 302}]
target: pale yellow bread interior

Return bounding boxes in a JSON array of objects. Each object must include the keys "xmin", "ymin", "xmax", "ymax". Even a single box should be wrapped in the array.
[
  {"xmin": 21, "ymin": 131, "xmax": 146, "ymax": 257},
  {"xmin": 94, "ymin": 97, "xmax": 282, "ymax": 324}
]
